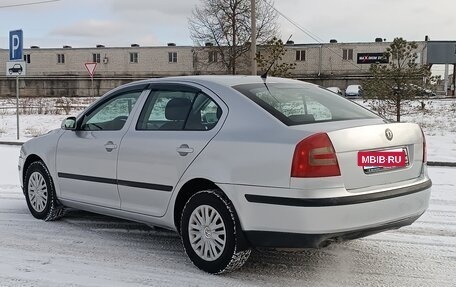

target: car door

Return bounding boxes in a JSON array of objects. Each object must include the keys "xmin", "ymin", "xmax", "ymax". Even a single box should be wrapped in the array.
[
  {"xmin": 55, "ymin": 85, "xmax": 147, "ymax": 208},
  {"xmin": 117, "ymin": 84, "xmax": 225, "ymax": 216}
]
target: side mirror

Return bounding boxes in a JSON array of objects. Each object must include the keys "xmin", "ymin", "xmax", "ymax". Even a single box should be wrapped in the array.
[{"xmin": 61, "ymin": 117, "xmax": 77, "ymax": 130}]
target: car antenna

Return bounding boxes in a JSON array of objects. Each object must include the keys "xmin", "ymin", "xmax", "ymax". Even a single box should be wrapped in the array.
[{"xmin": 261, "ymin": 35, "xmax": 293, "ymax": 81}]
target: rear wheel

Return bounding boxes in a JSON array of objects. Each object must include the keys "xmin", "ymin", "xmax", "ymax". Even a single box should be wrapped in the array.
[
  {"xmin": 24, "ymin": 161, "xmax": 66, "ymax": 221},
  {"xmin": 180, "ymin": 190, "xmax": 251, "ymax": 274}
]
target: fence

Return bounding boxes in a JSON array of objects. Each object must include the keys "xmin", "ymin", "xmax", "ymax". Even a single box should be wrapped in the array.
[{"xmin": 0, "ymin": 97, "xmax": 96, "ymax": 115}]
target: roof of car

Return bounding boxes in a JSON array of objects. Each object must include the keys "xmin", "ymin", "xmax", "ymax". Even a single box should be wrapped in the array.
[
  {"xmin": 126, "ymin": 75, "xmax": 313, "ymax": 89},
  {"xmin": 346, "ymin": 85, "xmax": 361, "ymax": 91}
]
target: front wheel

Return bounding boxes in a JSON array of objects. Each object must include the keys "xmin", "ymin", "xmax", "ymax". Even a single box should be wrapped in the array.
[
  {"xmin": 24, "ymin": 161, "xmax": 65, "ymax": 221},
  {"xmin": 180, "ymin": 189, "xmax": 251, "ymax": 274}
]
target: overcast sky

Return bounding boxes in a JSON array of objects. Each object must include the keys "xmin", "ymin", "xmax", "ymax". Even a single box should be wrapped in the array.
[{"xmin": 1, "ymin": 0, "xmax": 456, "ymax": 49}]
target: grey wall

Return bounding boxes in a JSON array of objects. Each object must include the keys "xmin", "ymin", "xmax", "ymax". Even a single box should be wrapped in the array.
[{"xmin": 0, "ymin": 76, "xmax": 142, "ymax": 98}]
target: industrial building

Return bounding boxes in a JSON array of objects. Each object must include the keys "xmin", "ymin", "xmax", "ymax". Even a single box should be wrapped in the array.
[{"xmin": 0, "ymin": 39, "xmax": 439, "ymax": 97}]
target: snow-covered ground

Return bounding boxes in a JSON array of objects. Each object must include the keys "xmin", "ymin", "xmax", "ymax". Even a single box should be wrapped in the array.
[
  {"xmin": 0, "ymin": 145, "xmax": 455, "ymax": 286},
  {"xmin": 0, "ymin": 97, "xmax": 455, "ymax": 285}
]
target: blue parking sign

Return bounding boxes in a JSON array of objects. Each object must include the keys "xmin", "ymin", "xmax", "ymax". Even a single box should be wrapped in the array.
[{"xmin": 9, "ymin": 30, "xmax": 23, "ymax": 61}]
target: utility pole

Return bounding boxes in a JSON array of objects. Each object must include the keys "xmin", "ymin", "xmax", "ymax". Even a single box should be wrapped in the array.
[{"xmin": 250, "ymin": 0, "xmax": 257, "ymax": 75}]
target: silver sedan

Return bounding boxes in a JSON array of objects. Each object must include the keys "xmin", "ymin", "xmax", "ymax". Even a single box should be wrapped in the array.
[{"xmin": 18, "ymin": 76, "xmax": 431, "ymax": 274}]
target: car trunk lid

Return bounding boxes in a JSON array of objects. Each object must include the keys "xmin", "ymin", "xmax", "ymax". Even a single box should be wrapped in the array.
[{"xmin": 327, "ymin": 122, "xmax": 424, "ymax": 190}]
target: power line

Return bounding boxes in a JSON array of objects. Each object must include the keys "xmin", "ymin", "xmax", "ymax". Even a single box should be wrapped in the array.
[
  {"xmin": 0, "ymin": 0, "xmax": 60, "ymax": 9},
  {"xmin": 262, "ymin": 0, "xmax": 325, "ymax": 44},
  {"xmin": 260, "ymin": 1, "xmax": 438, "ymax": 92},
  {"xmin": 261, "ymin": 0, "xmax": 368, "ymax": 73}
]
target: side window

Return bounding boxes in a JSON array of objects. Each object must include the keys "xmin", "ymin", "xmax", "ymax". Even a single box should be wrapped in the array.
[
  {"xmin": 81, "ymin": 91, "xmax": 142, "ymax": 131},
  {"xmin": 137, "ymin": 89, "xmax": 222, "ymax": 131},
  {"xmin": 137, "ymin": 90, "xmax": 196, "ymax": 131},
  {"xmin": 185, "ymin": 94, "xmax": 221, "ymax": 131}
]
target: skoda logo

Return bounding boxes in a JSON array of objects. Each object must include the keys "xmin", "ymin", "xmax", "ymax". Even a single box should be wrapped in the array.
[{"xmin": 385, "ymin": 128, "xmax": 393, "ymax": 141}]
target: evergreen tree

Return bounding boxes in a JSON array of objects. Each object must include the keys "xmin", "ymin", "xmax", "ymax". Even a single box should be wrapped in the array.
[{"xmin": 363, "ymin": 37, "xmax": 436, "ymax": 122}]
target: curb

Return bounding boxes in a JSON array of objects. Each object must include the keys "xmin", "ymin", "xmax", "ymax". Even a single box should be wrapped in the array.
[
  {"xmin": 427, "ymin": 161, "xmax": 456, "ymax": 167},
  {"xmin": 0, "ymin": 141, "xmax": 26, "ymax": 146}
]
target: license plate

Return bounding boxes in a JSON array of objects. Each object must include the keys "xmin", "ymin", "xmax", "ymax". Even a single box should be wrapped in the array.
[{"xmin": 359, "ymin": 147, "xmax": 409, "ymax": 174}]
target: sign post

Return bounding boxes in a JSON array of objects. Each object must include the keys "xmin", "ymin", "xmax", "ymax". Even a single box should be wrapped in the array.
[
  {"xmin": 7, "ymin": 30, "xmax": 24, "ymax": 140},
  {"xmin": 84, "ymin": 62, "xmax": 97, "ymax": 97},
  {"xmin": 16, "ymin": 76, "xmax": 19, "ymax": 139}
]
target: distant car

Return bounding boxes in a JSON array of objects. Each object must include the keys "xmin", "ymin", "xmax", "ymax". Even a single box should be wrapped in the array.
[
  {"xmin": 8, "ymin": 63, "xmax": 23, "ymax": 75},
  {"xmin": 345, "ymin": 84, "xmax": 363, "ymax": 97},
  {"xmin": 392, "ymin": 84, "xmax": 436, "ymax": 98},
  {"xmin": 19, "ymin": 76, "xmax": 431, "ymax": 274},
  {"xmin": 326, "ymin": 87, "xmax": 343, "ymax": 95},
  {"xmin": 409, "ymin": 84, "xmax": 436, "ymax": 97}
]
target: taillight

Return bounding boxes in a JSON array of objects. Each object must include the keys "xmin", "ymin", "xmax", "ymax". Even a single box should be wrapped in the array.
[
  {"xmin": 291, "ymin": 133, "xmax": 341, "ymax": 177},
  {"xmin": 421, "ymin": 128, "xmax": 427, "ymax": 163}
]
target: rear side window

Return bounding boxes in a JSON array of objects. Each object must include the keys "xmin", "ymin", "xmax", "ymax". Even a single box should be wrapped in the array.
[
  {"xmin": 233, "ymin": 83, "xmax": 378, "ymax": 126},
  {"xmin": 136, "ymin": 88, "xmax": 221, "ymax": 131}
]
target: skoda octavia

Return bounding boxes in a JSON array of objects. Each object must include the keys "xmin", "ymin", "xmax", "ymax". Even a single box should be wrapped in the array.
[{"xmin": 19, "ymin": 76, "xmax": 431, "ymax": 274}]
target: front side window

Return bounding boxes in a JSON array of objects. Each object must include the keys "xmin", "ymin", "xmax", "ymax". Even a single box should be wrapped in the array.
[
  {"xmin": 80, "ymin": 91, "xmax": 142, "ymax": 131},
  {"xmin": 233, "ymin": 83, "xmax": 378, "ymax": 126},
  {"xmin": 137, "ymin": 88, "xmax": 221, "ymax": 131}
]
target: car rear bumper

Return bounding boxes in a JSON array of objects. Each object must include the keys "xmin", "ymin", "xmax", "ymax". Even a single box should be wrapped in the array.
[
  {"xmin": 244, "ymin": 212, "xmax": 423, "ymax": 248},
  {"xmin": 219, "ymin": 177, "xmax": 431, "ymax": 248}
]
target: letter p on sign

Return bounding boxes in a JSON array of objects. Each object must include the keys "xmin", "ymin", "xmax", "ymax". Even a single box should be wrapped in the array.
[{"xmin": 9, "ymin": 30, "xmax": 23, "ymax": 61}]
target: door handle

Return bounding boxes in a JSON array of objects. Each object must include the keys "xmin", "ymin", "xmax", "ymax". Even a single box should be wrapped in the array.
[
  {"xmin": 104, "ymin": 141, "xmax": 117, "ymax": 152},
  {"xmin": 176, "ymin": 144, "xmax": 194, "ymax": 156}
]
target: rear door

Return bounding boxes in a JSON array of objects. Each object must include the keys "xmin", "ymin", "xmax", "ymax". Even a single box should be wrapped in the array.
[{"xmin": 117, "ymin": 84, "xmax": 226, "ymax": 216}]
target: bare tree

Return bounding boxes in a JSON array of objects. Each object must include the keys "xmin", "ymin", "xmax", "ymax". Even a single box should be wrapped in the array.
[{"xmin": 189, "ymin": 0, "xmax": 278, "ymax": 75}]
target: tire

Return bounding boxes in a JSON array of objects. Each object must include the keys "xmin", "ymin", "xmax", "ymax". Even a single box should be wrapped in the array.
[
  {"xmin": 180, "ymin": 189, "xmax": 251, "ymax": 274},
  {"xmin": 24, "ymin": 161, "xmax": 66, "ymax": 221}
]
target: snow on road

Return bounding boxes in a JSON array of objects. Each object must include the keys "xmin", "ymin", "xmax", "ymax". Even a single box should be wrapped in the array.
[{"xmin": 0, "ymin": 145, "xmax": 455, "ymax": 287}]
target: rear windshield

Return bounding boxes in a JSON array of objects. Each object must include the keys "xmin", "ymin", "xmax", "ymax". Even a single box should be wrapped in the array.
[{"xmin": 233, "ymin": 83, "xmax": 378, "ymax": 126}]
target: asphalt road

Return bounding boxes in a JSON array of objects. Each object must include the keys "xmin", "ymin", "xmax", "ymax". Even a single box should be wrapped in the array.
[{"xmin": 0, "ymin": 160, "xmax": 455, "ymax": 286}]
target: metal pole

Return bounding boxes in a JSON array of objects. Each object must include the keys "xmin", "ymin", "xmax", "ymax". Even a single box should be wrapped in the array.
[
  {"xmin": 318, "ymin": 45, "xmax": 322, "ymax": 76},
  {"xmin": 453, "ymin": 64, "xmax": 456, "ymax": 96},
  {"xmin": 16, "ymin": 75, "xmax": 19, "ymax": 140},
  {"xmin": 250, "ymin": 0, "xmax": 257, "ymax": 75},
  {"xmin": 444, "ymin": 64, "xmax": 449, "ymax": 96}
]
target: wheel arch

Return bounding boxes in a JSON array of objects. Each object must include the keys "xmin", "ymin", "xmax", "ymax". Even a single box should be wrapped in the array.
[
  {"xmin": 173, "ymin": 178, "xmax": 219, "ymax": 233},
  {"xmin": 22, "ymin": 154, "xmax": 45, "ymax": 186},
  {"xmin": 173, "ymin": 177, "xmax": 250, "ymax": 251}
]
